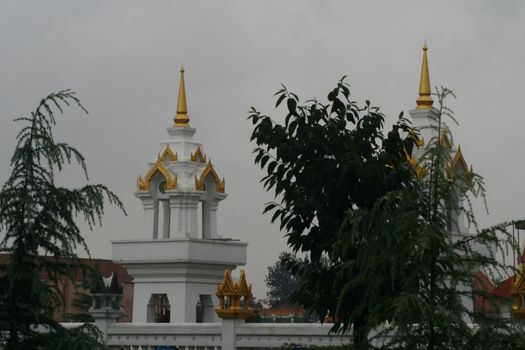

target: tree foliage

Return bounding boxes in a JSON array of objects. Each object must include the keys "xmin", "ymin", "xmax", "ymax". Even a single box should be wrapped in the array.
[
  {"xmin": 0, "ymin": 90, "xmax": 125, "ymax": 349},
  {"xmin": 250, "ymin": 80, "xmax": 524, "ymax": 349},
  {"xmin": 358, "ymin": 88, "xmax": 525, "ymax": 350},
  {"xmin": 249, "ymin": 78, "xmax": 419, "ymax": 345},
  {"xmin": 265, "ymin": 252, "xmax": 303, "ymax": 308}
]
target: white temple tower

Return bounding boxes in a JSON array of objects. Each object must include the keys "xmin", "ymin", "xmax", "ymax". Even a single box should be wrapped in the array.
[
  {"xmin": 408, "ymin": 45, "xmax": 474, "ymax": 318},
  {"xmin": 408, "ymin": 44, "xmax": 472, "ymax": 236},
  {"xmin": 112, "ymin": 67, "xmax": 247, "ymax": 323}
]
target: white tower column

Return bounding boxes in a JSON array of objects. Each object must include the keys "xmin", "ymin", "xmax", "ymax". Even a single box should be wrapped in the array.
[
  {"xmin": 208, "ymin": 199, "xmax": 220, "ymax": 239},
  {"xmin": 138, "ymin": 196, "xmax": 156, "ymax": 239},
  {"xmin": 169, "ymin": 193, "xmax": 199, "ymax": 238},
  {"xmin": 152, "ymin": 200, "xmax": 159, "ymax": 239},
  {"xmin": 169, "ymin": 199, "xmax": 183, "ymax": 238},
  {"xmin": 162, "ymin": 200, "xmax": 170, "ymax": 238}
]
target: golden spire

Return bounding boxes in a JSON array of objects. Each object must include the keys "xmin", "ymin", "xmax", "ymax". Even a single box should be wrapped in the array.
[
  {"xmin": 416, "ymin": 43, "xmax": 434, "ymax": 109},
  {"xmin": 174, "ymin": 65, "xmax": 190, "ymax": 126}
]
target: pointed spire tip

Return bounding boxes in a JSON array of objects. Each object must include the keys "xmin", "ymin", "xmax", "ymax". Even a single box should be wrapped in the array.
[
  {"xmin": 174, "ymin": 65, "xmax": 190, "ymax": 127},
  {"xmin": 416, "ymin": 43, "xmax": 433, "ymax": 110}
]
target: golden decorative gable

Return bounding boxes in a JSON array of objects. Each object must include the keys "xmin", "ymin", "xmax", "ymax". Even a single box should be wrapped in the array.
[
  {"xmin": 447, "ymin": 145, "xmax": 472, "ymax": 179},
  {"xmin": 195, "ymin": 160, "xmax": 225, "ymax": 193},
  {"xmin": 190, "ymin": 146, "xmax": 207, "ymax": 163},
  {"xmin": 236, "ymin": 270, "xmax": 252, "ymax": 295},
  {"xmin": 137, "ymin": 157, "xmax": 177, "ymax": 191},
  {"xmin": 216, "ymin": 269, "xmax": 237, "ymax": 296}
]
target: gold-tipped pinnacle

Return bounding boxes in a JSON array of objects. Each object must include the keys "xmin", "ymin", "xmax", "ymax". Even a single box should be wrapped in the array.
[
  {"xmin": 174, "ymin": 65, "xmax": 190, "ymax": 126},
  {"xmin": 416, "ymin": 43, "xmax": 434, "ymax": 110}
]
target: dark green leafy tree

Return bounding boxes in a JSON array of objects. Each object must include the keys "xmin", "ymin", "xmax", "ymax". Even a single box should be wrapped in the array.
[
  {"xmin": 249, "ymin": 78, "xmax": 419, "ymax": 347},
  {"xmin": 250, "ymin": 80, "xmax": 525, "ymax": 349},
  {"xmin": 265, "ymin": 252, "xmax": 302, "ymax": 308},
  {"xmin": 0, "ymin": 90, "xmax": 125, "ymax": 349}
]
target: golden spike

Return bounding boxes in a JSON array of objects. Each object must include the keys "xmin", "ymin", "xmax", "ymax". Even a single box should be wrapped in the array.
[
  {"xmin": 416, "ymin": 43, "xmax": 434, "ymax": 109},
  {"xmin": 174, "ymin": 65, "xmax": 190, "ymax": 126}
]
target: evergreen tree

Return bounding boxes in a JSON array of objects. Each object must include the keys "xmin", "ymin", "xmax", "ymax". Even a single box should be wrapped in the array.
[
  {"xmin": 265, "ymin": 252, "xmax": 302, "ymax": 308},
  {"xmin": 0, "ymin": 90, "xmax": 125, "ymax": 349},
  {"xmin": 351, "ymin": 88, "xmax": 525, "ymax": 350}
]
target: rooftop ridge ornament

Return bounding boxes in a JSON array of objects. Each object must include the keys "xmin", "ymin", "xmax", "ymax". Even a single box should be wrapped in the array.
[
  {"xmin": 447, "ymin": 145, "xmax": 473, "ymax": 179},
  {"xmin": 159, "ymin": 144, "xmax": 178, "ymax": 162},
  {"xmin": 190, "ymin": 145, "xmax": 207, "ymax": 163},
  {"xmin": 174, "ymin": 65, "xmax": 190, "ymax": 127},
  {"xmin": 511, "ymin": 263, "xmax": 525, "ymax": 319},
  {"xmin": 416, "ymin": 43, "xmax": 434, "ymax": 110},
  {"xmin": 195, "ymin": 160, "xmax": 226, "ymax": 193}
]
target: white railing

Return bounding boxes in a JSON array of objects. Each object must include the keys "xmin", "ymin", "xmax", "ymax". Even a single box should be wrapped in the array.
[
  {"xmin": 105, "ymin": 322, "xmax": 353, "ymax": 349},
  {"xmin": 107, "ymin": 323, "xmax": 222, "ymax": 349},
  {"xmin": 236, "ymin": 323, "xmax": 351, "ymax": 348}
]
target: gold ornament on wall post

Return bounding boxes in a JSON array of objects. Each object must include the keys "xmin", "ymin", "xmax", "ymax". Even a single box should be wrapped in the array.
[{"xmin": 216, "ymin": 269, "xmax": 253, "ymax": 320}]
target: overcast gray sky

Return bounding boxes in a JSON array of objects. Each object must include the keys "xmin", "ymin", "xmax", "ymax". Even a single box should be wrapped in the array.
[{"xmin": 1, "ymin": 1, "xmax": 524, "ymax": 298}]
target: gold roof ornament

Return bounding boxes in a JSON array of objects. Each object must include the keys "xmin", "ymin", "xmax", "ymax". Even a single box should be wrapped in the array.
[
  {"xmin": 190, "ymin": 146, "xmax": 207, "ymax": 163},
  {"xmin": 407, "ymin": 154, "xmax": 427, "ymax": 179},
  {"xmin": 216, "ymin": 269, "xmax": 253, "ymax": 320},
  {"xmin": 195, "ymin": 160, "xmax": 225, "ymax": 193},
  {"xmin": 159, "ymin": 145, "xmax": 178, "ymax": 162},
  {"xmin": 174, "ymin": 65, "xmax": 190, "ymax": 127},
  {"xmin": 416, "ymin": 136, "xmax": 425, "ymax": 149},
  {"xmin": 404, "ymin": 133, "xmax": 426, "ymax": 178},
  {"xmin": 407, "ymin": 131, "xmax": 424, "ymax": 149},
  {"xmin": 137, "ymin": 156, "xmax": 177, "ymax": 191},
  {"xmin": 416, "ymin": 43, "xmax": 434, "ymax": 110},
  {"xmin": 447, "ymin": 145, "xmax": 472, "ymax": 179},
  {"xmin": 439, "ymin": 130, "xmax": 453, "ymax": 149},
  {"xmin": 511, "ymin": 264, "xmax": 525, "ymax": 319}
]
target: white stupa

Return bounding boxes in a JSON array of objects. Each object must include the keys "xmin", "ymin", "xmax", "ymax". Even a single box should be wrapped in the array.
[{"xmin": 112, "ymin": 67, "xmax": 247, "ymax": 323}]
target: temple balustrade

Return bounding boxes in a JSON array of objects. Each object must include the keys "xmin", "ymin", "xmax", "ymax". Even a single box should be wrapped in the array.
[{"xmin": 103, "ymin": 322, "xmax": 355, "ymax": 349}]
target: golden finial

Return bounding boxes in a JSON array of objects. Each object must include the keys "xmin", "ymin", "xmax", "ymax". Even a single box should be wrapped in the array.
[
  {"xmin": 174, "ymin": 65, "xmax": 190, "ymax": 127},
  {"xmin": 416, "ymin": 43, "xmax": 434, "ymax": 109}
]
